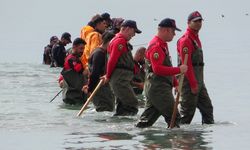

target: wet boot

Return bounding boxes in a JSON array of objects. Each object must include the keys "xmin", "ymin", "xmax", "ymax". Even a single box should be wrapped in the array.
[
  {"xmin": 135, "ymin": 120, "xmax": 154, "ymax": 128},
  {"xmin": 135, "ymin": 106, "xmax": 161, "ymax": 128},
  {"xmin": 114, "ymin": 102, "xmax": 138, "ymax": 116},
  {"xmin": 95, "ymin": 101, "xmax": 114, "ymax": 112},
  {"xmin": 202, "ymin": 117, "xmax": 214, "ymax": 125}
]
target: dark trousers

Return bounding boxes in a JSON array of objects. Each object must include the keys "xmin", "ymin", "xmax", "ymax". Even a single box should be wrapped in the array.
[
  {"xmin": 136, "ymin": 80, "xmax": 180, "ymax": 128},
  {"xmin": 180, "ymin": 83, "xmax": 214, "ymax": 124},
  {"xmin": 92, "ymin": 84, "xmax": 115, "ymax": 112},
  {"xmin": 110, "ymin": 69, "xmax": 138, "ymax": 116}
]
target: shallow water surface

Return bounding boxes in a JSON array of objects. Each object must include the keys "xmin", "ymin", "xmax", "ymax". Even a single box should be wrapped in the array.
[{"xmin": 0, "ymin": 63, "xmax": 247, "ymax": 150}]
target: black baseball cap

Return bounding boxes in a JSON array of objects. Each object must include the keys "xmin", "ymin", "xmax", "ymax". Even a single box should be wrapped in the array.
[
  {"xmin": 61, "ymin": 32, "xmax": 72, "ymax": 43},
  {"xmin": 92, "ymin": 15, "xmax": 105, "ymax": 27},
  {"xmin": 188, "ymin": 11, "xmax": 203, "ymax": 22},
  {"xmin": 158, "ymin": 18, "xmax": 181, "ymax": 31},
  {"xmin": 50, "ymin": 36, "xmax": 58, "ymax": 42},
  {"xmin": 73, "ymin": 38, "xmax": 86, "ymax": 46},
  {"xmin": 121, "ymin": 20, "xmax": 142, "ymax": 34},
  {"xmin": 101, "ymin": 12, "xmax": 112, "ymax": 23}
]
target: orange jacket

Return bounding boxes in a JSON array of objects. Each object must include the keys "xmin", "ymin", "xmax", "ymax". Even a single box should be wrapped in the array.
[
  {"xmin": 80, "ymin": 25, "xmax": 94, "ymax": 68},
  {"xmin": 80, "ymin": 25, "xmax": 94, "ymax": 41},
  {"xmin": 81, "ymin": 31, "xmax": 102, "ymax": 68}
]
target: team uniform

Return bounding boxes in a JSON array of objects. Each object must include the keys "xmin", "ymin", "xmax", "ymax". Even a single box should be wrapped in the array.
[
  {"xmin": 106, "ymin": 33, "xmax": 138, "ymax": 116},
  {"xmin": 177, "ymin": 27, "xmax": 214, "ymax": 124},
  {"xmin": 136, "ymin": 36, "xmax": 181, "ymax": 128},
  {"xmin": 59, "ymin": 53, "xmax": 87, "ymax": 105}
]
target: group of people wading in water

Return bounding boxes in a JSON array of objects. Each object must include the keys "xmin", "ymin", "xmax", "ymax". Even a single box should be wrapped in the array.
[{"xmin": 43, "ymin": 11, "xmax": 214, "ymax": 128}]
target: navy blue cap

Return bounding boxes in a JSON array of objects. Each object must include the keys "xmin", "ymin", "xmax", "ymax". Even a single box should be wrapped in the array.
[
  {"xmin": 188, "ymin": 11, "xmax": 203, "ymax": 22},
  {"xmin": 121, "ymin": 20, "xmax": 142, "ymax": 34},
  {"xmin": 158, "ymin": 18, "xmax": 181, "ymax": 31},
  {"xmin": 61, "ymin": 32, "xmax": 72, "ymax": 43}
]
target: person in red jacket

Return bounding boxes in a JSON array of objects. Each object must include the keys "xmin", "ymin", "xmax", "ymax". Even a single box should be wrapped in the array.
[
  {"xmin": 136, "ymin": 18, "xmax": 187, "ymax": 128},
  {"xmin": 177, "ymin": 11, "xmax": 214, "ymax": 124},
  {"xmin": 59, "ymin": 38, "xmax": 87, "ymax": 105},
  {"xmin": 102, "ymin": 20, "xmax": 142, "ymax": 116}
]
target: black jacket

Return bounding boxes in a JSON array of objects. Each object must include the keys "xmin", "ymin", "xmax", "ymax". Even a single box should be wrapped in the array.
[
  {"xmin": 51, "ymin": 41, "xmax": 66, "ymax": 67},
  {"xmin": 88, "ymin": 48, "xmax": 106, "ymax": 92}
]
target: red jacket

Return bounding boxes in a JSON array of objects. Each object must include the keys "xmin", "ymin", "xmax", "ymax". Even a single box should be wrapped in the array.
[
  {"xmin": 106, "ymin": 33, "xmax": 128, "ymax": 79},
  {"xmin": 58, "ymin": 53, "xmax": 83, "ymax": 82},
  {"xmin": 177, "ymin": 27, "xmax": 202, "ymax": 89},
  {"xmin": 146, "ymin": 36, "xmax": 180, "ymax": 86}
]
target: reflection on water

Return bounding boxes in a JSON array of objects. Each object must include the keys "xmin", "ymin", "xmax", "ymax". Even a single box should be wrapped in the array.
[
  {"xmin": 63, "ymin": 132, "xmax": 136, "ymax": 150},
  {"xmin": 98, "ymin": 132, "xmax": 134, "ymax": 140},
  {"xmin": 63, "ymin": 125, "xmax": 212, "ymax": 150},
  {"xmin": 138, "ymin": 128, "xmax": 212, "ymax": 150}
]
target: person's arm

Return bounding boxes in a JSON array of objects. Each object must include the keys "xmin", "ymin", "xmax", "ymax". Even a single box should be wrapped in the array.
[
  {"xmin": 150, "ymin": 47, "xmax": 181, "ymax": 76},
  {"xmin": 58, "ymin": 74, "xmax": 64, "ymax": 88},
  {"xmin": 84, "ymin": 32, "xmax": 102, "ymax": 61},
  {"xmin": 180, "ymin": 40, "xmax": 197, "ymax": 90},
  {"xmin": 106, "ymin": 40, "xmax": 126, "ymax": 79},
  {"xmin": 89, "ymin": 33, "xmax": 102, "ymax": 55},
  {"xmin": 80, "ymin": 54, "xmax": 88, "ymax": 69}
]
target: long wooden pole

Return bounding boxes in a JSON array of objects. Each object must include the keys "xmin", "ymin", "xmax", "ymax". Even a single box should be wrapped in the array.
[
  {"xmin": 49, "ymin": 89, "xmax": 63, "ymax": 103},
  {"xmin": 77, "ymin": 79, "xmax": 104, "ymax": 117},
  {"xmin": 169, "ymin": 54, "xmax": 188, "ymax": 128}
]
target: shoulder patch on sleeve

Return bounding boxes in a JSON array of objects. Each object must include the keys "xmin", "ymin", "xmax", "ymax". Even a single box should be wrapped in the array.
[
  {"xmin": 153, "ymin": 52, "xmax": 159, "ymax": 60},
  {"xmin": 118, "ymin": 44, "xmax": 123, "ymax": 51},
  {"xmin": 183, "ymin": 47, "xmax": 188, "ymax": 54}
]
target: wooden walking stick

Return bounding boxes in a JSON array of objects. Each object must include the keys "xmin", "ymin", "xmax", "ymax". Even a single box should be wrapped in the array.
[
  {"xmin": 77, "ymin": 79, "xmax": 104, "ymax": 117},
  {"xmin": 169, "ymin": 53, "xmax": 188, "ymax": 128}
]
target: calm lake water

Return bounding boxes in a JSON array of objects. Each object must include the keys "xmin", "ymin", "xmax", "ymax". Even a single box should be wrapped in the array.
[
  {"xmin": 0, "ymin": 56, "xmax": 248, "ymax": 150},
  {"xmin": 1, "ymin": 0, "xmax": 250, "ymax": 149}
]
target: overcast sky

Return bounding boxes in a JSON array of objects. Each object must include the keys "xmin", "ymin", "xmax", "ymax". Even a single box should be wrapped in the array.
[{"xmin": 0, "ymin": 0, "xmax": 249, "ymax": 63}]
